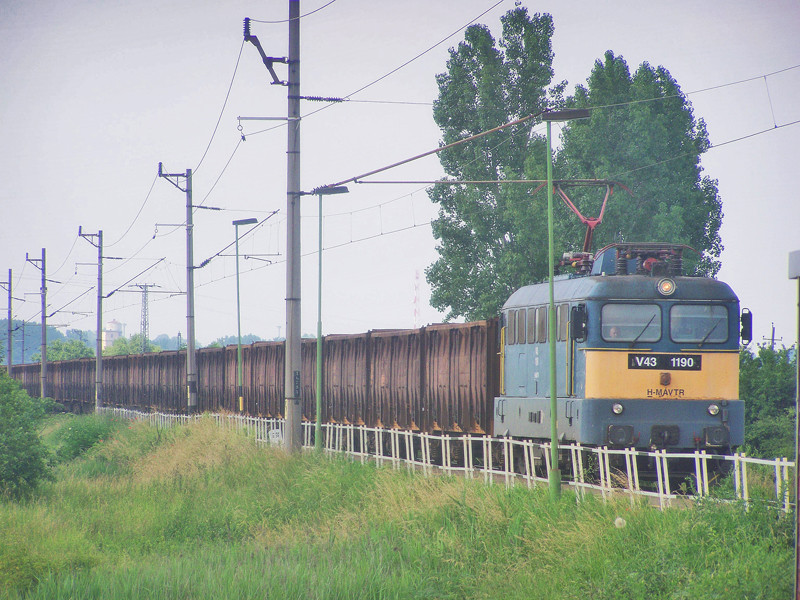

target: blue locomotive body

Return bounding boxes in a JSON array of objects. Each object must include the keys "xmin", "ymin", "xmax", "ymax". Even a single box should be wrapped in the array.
[{"xmin": 493, "ymin": 244, "xmax": 749, "ymax": 453}]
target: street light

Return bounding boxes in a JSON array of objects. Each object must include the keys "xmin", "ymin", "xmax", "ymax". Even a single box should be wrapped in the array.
[
  {"xmin": 310, "ymin": 185, "xmax": 349, "ymax": 452},
  {"xmin": 233, "ymin": 217, "xmax": 258, "ymax": 412},
  {"xmin": 788, "ymin": 249, "xmax": 800, "ymax": 596},
  {"xmin": 542, "ymin": 109, "xmax": 590, "ymax": 500}
]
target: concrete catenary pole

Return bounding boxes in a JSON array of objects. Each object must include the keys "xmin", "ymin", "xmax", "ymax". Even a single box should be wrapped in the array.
[
  {"xmin": 5, "ymin": 269, "xmax": 11, "ymax": 375},
  {"xmin": 186, "ymin": 169, "xmax": 197, "ymax": 413},
  {"xmin": 31, "ymin": 248, "xmax": 48, "ymax": 398},
  {"xmin": 158, "ymin": 164, "xmax": 197, "ymax": 413},
  {"xmin": 284, "ymin": 0, "xmax": 302, "ymax": 452},
  {"xmin": 96, "ymin": 230, "xmax": 103, "ymax": 409},
  {"xmin": 80, "ymin": 227, "xmax": 104, "ymax": 409}
]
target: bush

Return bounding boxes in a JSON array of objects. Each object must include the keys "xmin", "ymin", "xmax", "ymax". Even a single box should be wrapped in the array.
[
  {"xmin": 0, "ymin": 371, "xmax": 52, "ymax": 499},
  {"xmin": 740, "ymin": 345, "xmax": 797, "ymax": 458},
  {"xmin": 56, "ymin": 414, "xmax": 121, "ymax": 462}
]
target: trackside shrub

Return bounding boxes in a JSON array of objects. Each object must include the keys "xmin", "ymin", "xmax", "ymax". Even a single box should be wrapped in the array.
[
  {"xmin": 0, "ymin": 371, "xmax": 52, "ymax": 499},
  {"xmin": 55, "ymin": 414, "xmax": 122, "ymax": 462}
]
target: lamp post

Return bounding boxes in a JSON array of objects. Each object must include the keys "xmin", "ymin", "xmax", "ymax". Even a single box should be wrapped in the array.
[
  {"xmin": 311, "ymin": 185, "xmax": 349, "ymax": 452},
  {"xmin": 233, "ymin": 217, "xmax": 258, "ymax": 412},
  {"xmin": 542, "ymin": 109, "xmax": 590, "ymax": 500},
  {"xmin": 788, "ymin": 249, "xmax": 800, "ymax": 599}
]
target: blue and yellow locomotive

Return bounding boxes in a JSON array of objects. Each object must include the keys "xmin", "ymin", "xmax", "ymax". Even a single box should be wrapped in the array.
[{"xmin": 494, "ymin": 242, "xmax": 751, "ymax": 455}]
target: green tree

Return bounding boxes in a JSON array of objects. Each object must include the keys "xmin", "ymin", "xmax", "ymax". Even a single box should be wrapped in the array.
[
  {"xmin": 426, "ymin": 7, "xmax": 562, "ymax": 320},
  {"xmin": 555, "ymin": 51, "xmax": 722, "ymax": 276},
  {"xmin": 0, "ymin": 371, "xmax": 52, "ymax": 498},
  {"xmin": 104, "ymin": 334, "xmax": 161, "ymax": 356},
  {"xmin": 32, "ymin": 338, "xmax": 94, "ymax": 362},
  {"xmin": 426, "ymin": 9, "xmax": 722, "ymax": 321},
  {"xmin": 211, "ymin": 334, "xmax": 264, "ymax": 347},
  {"xmin": 739, "ymin": 344, "xmax": 796, "ymax": 458}
]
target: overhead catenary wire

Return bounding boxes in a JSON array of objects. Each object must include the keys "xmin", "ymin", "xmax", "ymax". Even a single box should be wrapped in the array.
[
  {"xmin": 194, "ymin": 39, "xmax": 246, "ymax": 175},
  {"xmin": 105, "ymin": 257, "xmax": 166, "ymax": 299},
  {"xmin": 321, "ymin": 110, "xmax": 545, "ymax": 189},
  {"xmin": 195, "ymin": 210, "xmax": 279, "ymax": 269},
  {"xmin": 241, "ymin": 0, "xmax": 508, "ymax": 137},
  {"xmin": 50, "ymin": 234, "xmax": 80, "ymax": 277},
  {"xmin": 106, "ymin": 173, "xmax": 159, "ymax": 249},
  {"xmin": 248, "ymin": 0, "xmax": 339, "ymax": 24},
  {"xmin": 32, "ymin": 24, "xmax": 797, "ymax": 335},
  {"xmin": 47, "ymin": 286, "xmax": 95, "ymax": 319}
]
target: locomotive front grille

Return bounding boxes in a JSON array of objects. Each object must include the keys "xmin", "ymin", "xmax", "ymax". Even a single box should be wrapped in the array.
[
  {"xmin": 703, "ymin": 426, "xmax": 730, "ymax": 447},
  {"xmin": 607, "ymin": 425, "xmax": 634, "ymax": 447},
  {"xmin": 650, "ymin": 425, "xmax": 680, "ymax": 447}
]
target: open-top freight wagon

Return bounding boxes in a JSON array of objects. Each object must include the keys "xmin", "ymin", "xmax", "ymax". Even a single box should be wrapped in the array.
[{"xmin": 11, "ymin": 321, "xmax": 500, "ymax": 435}]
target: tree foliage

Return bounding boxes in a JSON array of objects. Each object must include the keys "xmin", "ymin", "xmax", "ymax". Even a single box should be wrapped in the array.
[
  {"xmin": 32, "ymin": 338, "xmax": 95, "ymax": 362},
  {"xmin": 739, "ymin": 344, "xmax": 796, "ymax": 459},
  {"xmin": 211, "ymin": 334, "xmax": 264, "ymax": 347},
  {"xmin": 426, "ymin": 9, "xmax": 722, "ymax": 321},
  {"xmin": 426, "ymin": 7, "xmax": 561, "ymax": 321},
  {"xmin": 103, "ymin": 334, "xmax": 161, "ymax": 356},
  {"xmin": 0, "ymin": 371, "xmax": 52, "ymax": 498},
  {"xmin": 556, "ymin": 51, "xmax": 722, "ymax": 276}
]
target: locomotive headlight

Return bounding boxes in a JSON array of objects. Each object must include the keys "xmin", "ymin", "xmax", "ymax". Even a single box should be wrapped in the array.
[
  {"xmin": 612, "ymin": 403, "xmax": 624, "ymax": 415},
  {"xmin": 707, "ymin": 403, "xmax": 720, "ymax": 416},
  {"xmin": 657, "ymin": 278, "xmax": 676, "ymax": 296}
]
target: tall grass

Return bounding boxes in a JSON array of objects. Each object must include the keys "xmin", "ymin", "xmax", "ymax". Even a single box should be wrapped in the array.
[{"xmin": 0, "ymin": 415, "xmax": 792, "ymax": 599}]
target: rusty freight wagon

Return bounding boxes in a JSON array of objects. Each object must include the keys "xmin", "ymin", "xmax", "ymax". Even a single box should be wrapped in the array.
[{"xmin": 10, "ymin": 320, "xmax": 501, "ymax": 434}]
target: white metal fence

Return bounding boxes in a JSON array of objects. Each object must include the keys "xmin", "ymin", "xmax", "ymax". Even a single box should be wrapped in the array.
[{"xmin": 101, "ymin": 407, "xmax": 794, "ymax": 512}]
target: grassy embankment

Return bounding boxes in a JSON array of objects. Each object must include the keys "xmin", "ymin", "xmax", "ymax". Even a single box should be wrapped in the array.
[{"xmin": 0, "ymin": 413, "xmax": 793, "ymax": 599}]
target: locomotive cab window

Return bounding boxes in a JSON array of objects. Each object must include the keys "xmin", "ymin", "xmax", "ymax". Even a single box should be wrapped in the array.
[
  {"xmin": 557, "ymin": 304, "xmax": 570, "ymax": 341},
  {"xmin": 670, "ymin": 304, "xmax": 729, "ymax": 344},
  {"xmin": 601, "ymin": 304, "xmax": 661, "ymax": 342},
  {"xmin": 507, "ymin": 310, "xmax": 516, "ymax": 345},
  {"xmin": 517, "ymin": 309, "xmax": 527, "ymax": 344},
  {"xmin": 526, "ymin": 308, "xmax": 536, "ymax": 343},
  {"xmin": 536, "ymin": 306, "xmax": 548, "ymax": 343}
]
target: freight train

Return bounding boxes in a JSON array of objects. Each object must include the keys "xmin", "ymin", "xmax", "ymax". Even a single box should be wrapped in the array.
[{"xmin": 10, "ymin": 242, "xmax": 750, "ymax": 460}]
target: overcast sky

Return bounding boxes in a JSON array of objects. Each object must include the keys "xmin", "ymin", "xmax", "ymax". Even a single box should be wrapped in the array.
[{"xmin": 1, "ymin": 0, "xmax": 798, "ymax": 351}]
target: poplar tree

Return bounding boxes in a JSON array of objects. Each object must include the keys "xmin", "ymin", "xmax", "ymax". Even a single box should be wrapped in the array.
[{"xmin": 427, "ymin": 11, "xmax": 723, "ymax": 321}]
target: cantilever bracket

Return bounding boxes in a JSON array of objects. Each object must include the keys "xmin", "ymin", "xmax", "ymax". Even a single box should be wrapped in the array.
[{"xmin": 244, "ymin": 17, "xmax": 288, "ymax": 86}]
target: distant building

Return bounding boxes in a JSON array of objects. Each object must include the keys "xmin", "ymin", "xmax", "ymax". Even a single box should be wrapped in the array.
[{"xmin": 102, "ymin": 320, "xmax": 124, "ymax": 350}]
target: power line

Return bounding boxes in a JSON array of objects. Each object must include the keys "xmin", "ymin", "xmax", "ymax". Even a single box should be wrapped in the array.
[
  {"xmin": 194, "ymin": 39, "xmax": 246, "ymax": 174},
  {"xmin": 195, "ymin": 210, "xmax": 278, "ymax": 269},
  {"xmin": 105, "ymin": 257, "xmax": 166, "ymax": 299},
  {"xmin": 248, "ymin": 0, "xmax": 339, "ymax": 24},
  {"xmin": 197, "ymin": 137, "xmax": 244, "ymax": 208},
  {"xmin": 610, "ymin": 119, "xmax": 800, "ymax": 180},
  {"xmin": 585, "ymin": 63, "xmax": 800, "ymax": 113},
  {"xmin": 106, "ymin": 173, "xmax": 159, "ymax": 248},
  {"xmin": 50, "ymin": 234, "xmax": 80, "ymax": 277},
  {"xmin": 241, "ymin": 0, "xmax": 508, "ymax": 137},
  {"xmin": 320, "ymin": 0, "xmax": 506, "ymax": 105}
]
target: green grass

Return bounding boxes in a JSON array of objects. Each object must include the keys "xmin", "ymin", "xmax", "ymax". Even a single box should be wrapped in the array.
[{"xmin": 0, "ymin": 415, "xmax": 793, "ymax": 599}]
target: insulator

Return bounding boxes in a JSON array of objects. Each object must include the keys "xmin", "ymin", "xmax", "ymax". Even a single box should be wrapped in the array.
[
  {"xmin": 669, "ymin": 255, "xmax": 682, "ymax": 276},
  {"xmin": 616, "ymin": 253, "xmax": 628, "ymax": 275},
  {"xmin": 243, "ymin": 17, "xmax": 251, "ymax": 40}
]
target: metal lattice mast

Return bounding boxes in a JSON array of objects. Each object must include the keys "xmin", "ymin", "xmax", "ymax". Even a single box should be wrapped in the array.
[{"xmin": 132, "ymin": 284, "xmax": 157, "ymax": 353}]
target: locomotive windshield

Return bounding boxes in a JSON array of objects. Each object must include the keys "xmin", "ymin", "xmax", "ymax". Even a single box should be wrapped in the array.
[
  {"xmin": 670, "ymin": 304, "xmax": 729, "ymax": 344},
  {"xmin": 601, "ymin": 304, "xmax": 661, "ymax": 342}
]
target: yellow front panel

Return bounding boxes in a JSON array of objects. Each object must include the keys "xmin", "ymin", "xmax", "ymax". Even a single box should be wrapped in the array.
[{"xmin": 583, "ymin": 350, "xmax": 739, "ymax": 400}]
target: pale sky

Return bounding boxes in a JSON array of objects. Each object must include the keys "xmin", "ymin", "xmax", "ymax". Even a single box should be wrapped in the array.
[{"xmin": 1, "ymin": 0, "xmax": 798, "ymax": 349}]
